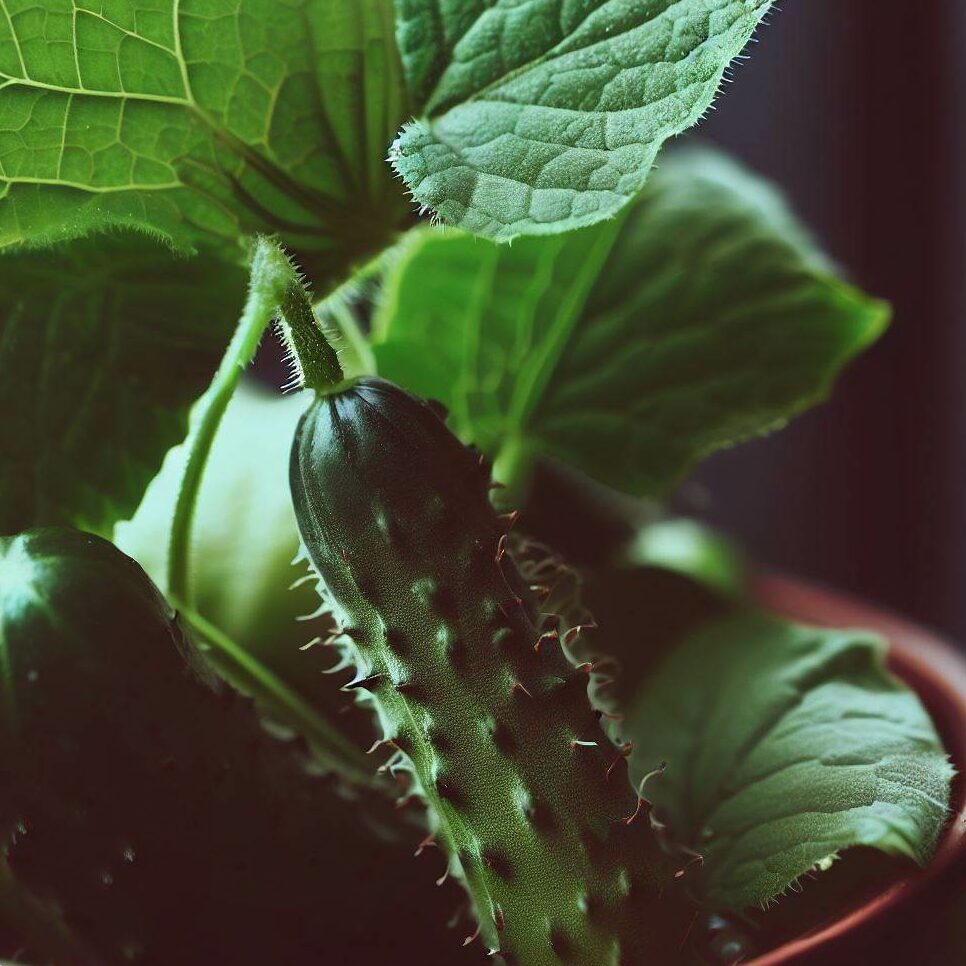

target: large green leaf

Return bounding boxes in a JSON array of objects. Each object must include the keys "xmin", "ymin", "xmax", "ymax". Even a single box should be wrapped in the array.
[
  {"xmin": 0, "ymin": 0, "xmax": 409, "ymax": 287},
  {"xmin": 390, "ymin": 0, "xmax": 772, "ymax": 238},
  {"xmin": 373, "ymin": 148, "xmax": 889, "ymax": 496},
  {"xmin": 624, "ymin": 613, "xmax": 953, "ymax": 910},
  {"xmin": 0, "ymin": 234, "xmax": 246, "ymax": 536}
]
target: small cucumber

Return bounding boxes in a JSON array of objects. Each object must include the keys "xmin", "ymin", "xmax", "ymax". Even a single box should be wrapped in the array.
[{"xmin": 291, "ymin": 378, "xmax": 689, "ymax": 966}]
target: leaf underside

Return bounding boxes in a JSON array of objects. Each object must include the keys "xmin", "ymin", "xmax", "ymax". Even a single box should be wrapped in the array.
[
  {"xmin": 624, "ymin": 612, "xmax": 954, "ymax": 910},
  {"xmin": 373, "ymin": 147, "xmax": 889, "ymax": 497},
  {"xmin": 0, "ymin": 234, "xmax": 246, "ymax": 536},
  {"xmin": 390, "ymin": 0, "xmax": 773, "ymax": 238},
  {"xmin": 0, "ymin": 0, "xmax": 411, "ymax": 289}
]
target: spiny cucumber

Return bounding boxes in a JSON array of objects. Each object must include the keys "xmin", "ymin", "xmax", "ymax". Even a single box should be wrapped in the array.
[{"xmin": 290, "ymin": 377, "xmax": 691, "ymax": 965}]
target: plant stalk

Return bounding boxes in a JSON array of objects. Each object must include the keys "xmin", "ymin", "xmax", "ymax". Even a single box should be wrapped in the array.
[{"xmin": 167, "ymin": 237, "xmax": 335, "ymax": 602}]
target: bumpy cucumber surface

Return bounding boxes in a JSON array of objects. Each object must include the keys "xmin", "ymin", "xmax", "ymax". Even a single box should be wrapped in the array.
[
  {"xmin": 0, "ymin": 528, "xmax": 462, "ymax": 965},
  {"xmin": 291, "ymin": 378, "xmax": 689, "ymax": 966}
]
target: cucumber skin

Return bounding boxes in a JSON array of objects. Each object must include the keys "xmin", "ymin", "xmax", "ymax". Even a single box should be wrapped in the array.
[
  {"xmin": 291, "ymin": 378, "xmax": 687, "ymax": 966},
  {"xmin": 0, "ymin": 528, "xmax": 459, "ymax": 965}
]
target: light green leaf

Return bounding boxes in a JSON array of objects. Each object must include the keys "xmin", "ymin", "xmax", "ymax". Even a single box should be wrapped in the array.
[
  {"xmin": 115, "ymin": 382, "xmax": 377, "ymax": 780},
  {"xmin": 625, "ymin": 518, "xmax": 743, "ymax": 596},
  {"xmin": 373, "ymin": 148, "xmax": 889, "ymax": 496},
  {"xmin": 0, "ymin": 0, "xmax": 410, "ymax": 288},
  {"xmin": 390, "ymin": 0, "xmax": 772, "ymax": 238},
  {"xmin": 0, "ymin": 233, "xmax": 246, "ymax": 536},
  {"xmin": 624, "ymin": 613, "xmax": 954, "ymax": 910},
  {"xmin": 116, "ymin": 382, "xmax": 309, "ymax": 650}
]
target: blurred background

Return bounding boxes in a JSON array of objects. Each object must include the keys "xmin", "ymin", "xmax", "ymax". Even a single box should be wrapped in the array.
[{"xmin": 685, "ymin": 1, "xmax": 966, "ymax": 642}]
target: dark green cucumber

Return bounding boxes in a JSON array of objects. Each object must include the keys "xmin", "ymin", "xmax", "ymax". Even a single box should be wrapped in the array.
[
  {"xmin": 0, "ymin": 527, "xmax": 462, "ymax": 965},
  {"xmin": 290, "ymin": 377, "xmax": 690, "ymax": 966}
]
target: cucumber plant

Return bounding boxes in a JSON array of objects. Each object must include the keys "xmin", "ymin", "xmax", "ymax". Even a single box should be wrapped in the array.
[{"xmin": 0, "ymin": 3, "xmax": 955, "ymax": 965}]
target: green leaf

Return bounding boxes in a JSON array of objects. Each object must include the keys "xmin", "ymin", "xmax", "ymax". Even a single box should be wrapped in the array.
[
  {"xmin": 373, "ymin": 147, "xmax": 889, "ymax": 496},
  {"xmin": 390, "ymin": 0, "xmax": 772, "ymax": 238},
  {"xmin": 624, "ymin": 612, "xmax": 954, "ymax": 910},
  {"xmin": 624, "ymin": 518, "xmax": 743, "ymax": 596},
  {"xmin": 0, "ymin": 234, "xmax": 246, "ymax": 536},
  {"xmin": 116, "ymin": 382, "xmax": 310, "ymax": 652},
  {"xmin": 0, "ymin": 0, "xmax": 409, "ymax": 287},
  {"xmin": 114, "ymin": 382, "xmax": 378, "ymax": 778}
]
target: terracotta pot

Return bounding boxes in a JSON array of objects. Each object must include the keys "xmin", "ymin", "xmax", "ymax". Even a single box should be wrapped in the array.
[{"xmin": 744, "ymin": 575, "xmax": 966, "ymax": 965}]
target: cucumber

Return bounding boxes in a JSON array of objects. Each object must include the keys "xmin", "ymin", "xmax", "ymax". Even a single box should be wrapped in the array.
[
  {"xmin": 0, "ymin": 528, "xmax": 462, "ymax": 965},
  {"xmin": 291, "ymin": 377, "xmax": 689, "ymax": 966}
]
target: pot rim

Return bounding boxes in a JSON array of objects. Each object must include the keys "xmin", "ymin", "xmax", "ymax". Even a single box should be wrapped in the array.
[{"xmin": 745, "ymin": 574, "xmax": 966, "ymax": 966}]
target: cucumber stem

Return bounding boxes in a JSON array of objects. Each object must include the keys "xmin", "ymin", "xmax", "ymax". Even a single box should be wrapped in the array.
[
  {"xmin": 167, "ymin": 237, "xmax": 342, "ymax": 603},
  {"xmin": 275, "ymin": 266, "xmax": 344, "ymax": 392}
]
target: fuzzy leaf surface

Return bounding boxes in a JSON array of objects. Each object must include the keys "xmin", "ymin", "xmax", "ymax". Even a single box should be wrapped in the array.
[
  {"xmin": 0, "ymin": 0, "xmax": 409, "ymax": 286},
  {"xmin": 390, "ymin": 0, "xmax": 772, "ymax": 237},
  {"xmin": 373, "ymin": 148, "xmax": 889, "ymax": 496},
  {"xmin": 0, "ymin": 234, "xmax": 246, "ymax": 536},
  {"xmin": 624, "ymin": 613, "xmax": 954, "ymax": 910}
]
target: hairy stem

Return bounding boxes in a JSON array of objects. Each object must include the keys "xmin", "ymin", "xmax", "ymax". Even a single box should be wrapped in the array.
[
  {"xmin": 276, "ymin": 269, "xmax": 344, "ymax": 392},
  {"xmin": 167, "ymin": 236, "xmax": 340, "ymax": 602},
  {"xmin": 168, "ymin": 240, "xmax": 281, "ymax": 601}
]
